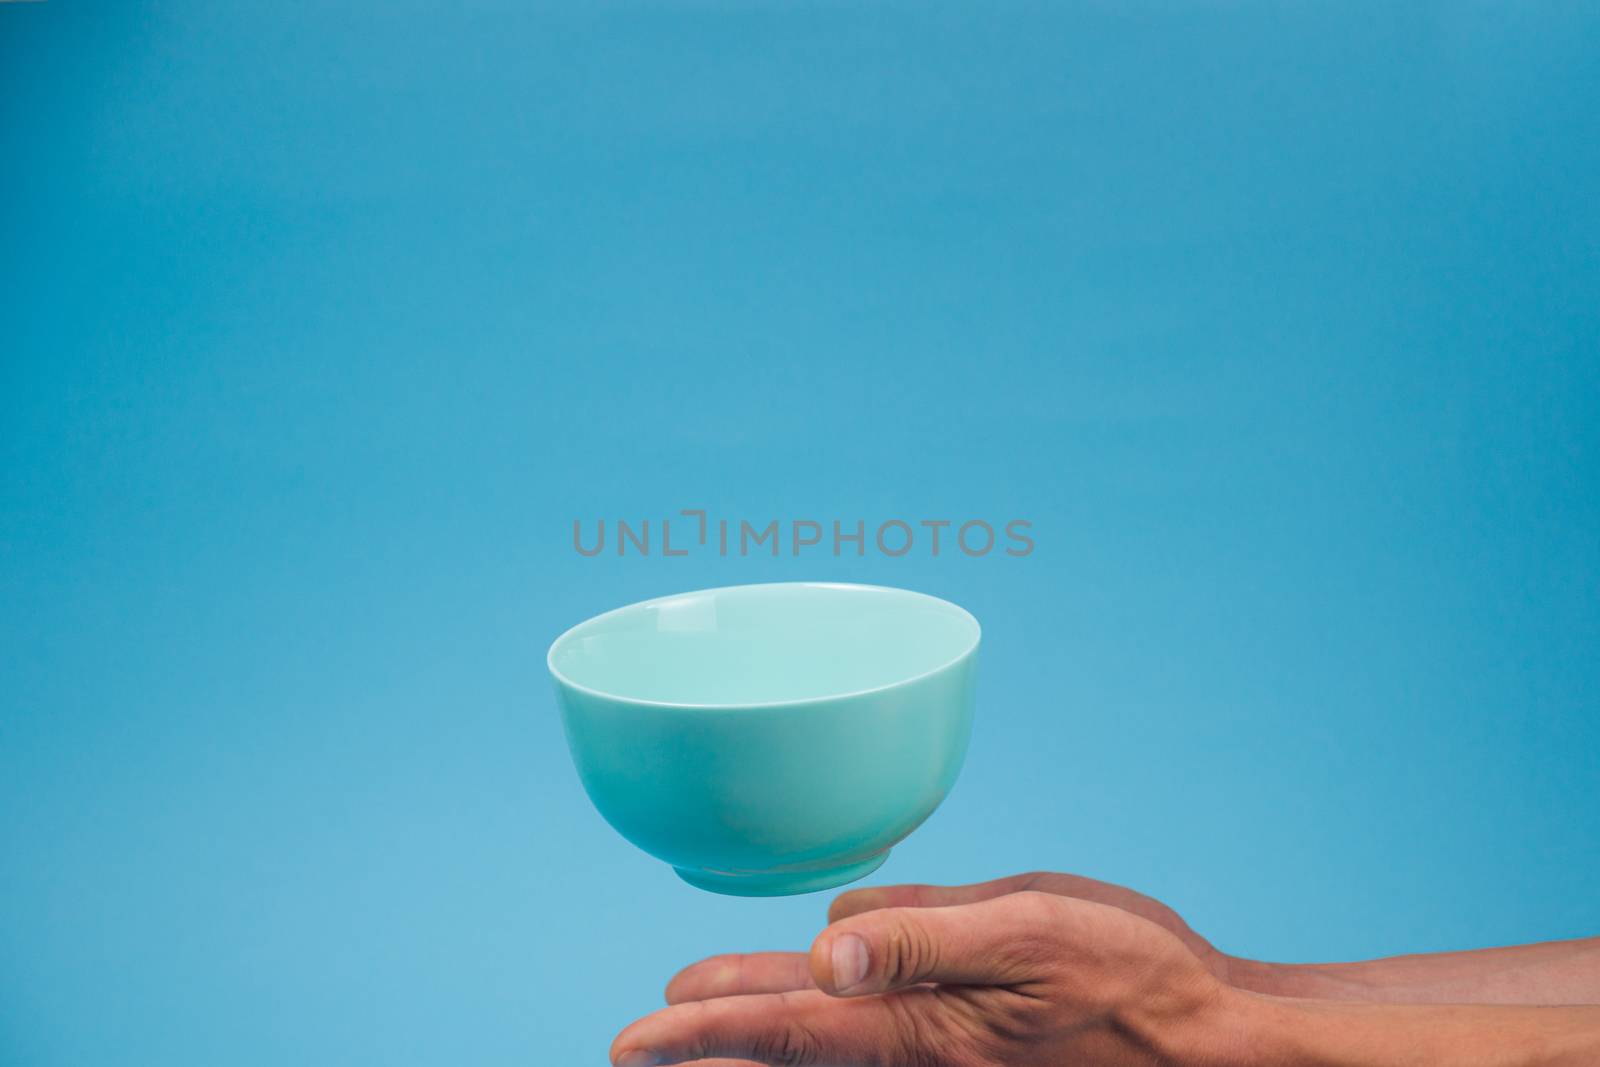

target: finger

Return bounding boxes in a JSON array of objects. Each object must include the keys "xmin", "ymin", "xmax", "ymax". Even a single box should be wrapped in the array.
[
  {"xmin": 665, "ymin": 952, "xmax": 815, "ymax": 1004},
  {"xmin": 828, "ymin": 872, "xmax": 1042, "ymax": 922},
  {"xmin": 611, "ymin": 987, "xmax": 918, "ymax": 1067},
  {"xmin": 996, "ymin": 873, "xmax": 1219, "ymax": 958},
  {"xmin": 812, "ymin": 891, "xmax": 1064, "ymax": 996},
  {"xmin": 830, "ymin": 872, "xmax": 1201, "ymax": 943}
]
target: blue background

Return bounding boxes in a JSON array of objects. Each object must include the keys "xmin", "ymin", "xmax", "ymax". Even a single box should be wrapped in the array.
[{"xmin": 3, "ymin": 3, "xmax": 1598, "ymax": 1063}]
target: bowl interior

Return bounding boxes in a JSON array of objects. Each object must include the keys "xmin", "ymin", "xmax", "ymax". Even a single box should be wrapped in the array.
[{"xmin": 549, "ymin": 582, "xmax": 978, "ymax": 706}]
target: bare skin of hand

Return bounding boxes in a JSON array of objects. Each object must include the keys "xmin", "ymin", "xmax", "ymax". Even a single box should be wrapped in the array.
[
  {"xmin": 825, "ymin": 871, "xmax": 1600, "ymax": 1006},
  {"xmin": 611, "ymin": 871, "xmax": 1600, "ymax": 1067}
]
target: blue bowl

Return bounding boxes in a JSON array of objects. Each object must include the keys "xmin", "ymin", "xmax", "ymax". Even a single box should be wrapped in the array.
[{"xmin": 548, "ymin": 582, "xmax": 980, "ymax": 896}]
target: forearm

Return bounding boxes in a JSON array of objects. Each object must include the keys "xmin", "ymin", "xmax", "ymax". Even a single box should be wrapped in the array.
[
  {"xmin": 1225, "ymin": 937, "xmax": 1600, "ymax": 1005},
  {"xmin": 1195, "ymin": 991, "xmax": 1600, "ymax": 1067}
]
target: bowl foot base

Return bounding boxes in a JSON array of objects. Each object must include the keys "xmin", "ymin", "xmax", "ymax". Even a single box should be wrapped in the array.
[{"xmin": 674, "ymin": 851, "xmax": 890, "ymax": 897}]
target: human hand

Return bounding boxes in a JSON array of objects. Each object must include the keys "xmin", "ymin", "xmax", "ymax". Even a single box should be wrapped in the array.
[
  {"xmin": 612, "ymin": 871, "xmax": 1600, "ymax": 1066},
  {"xmin": 817, "ymin": 872, "xmax": 1600, "ymax": 1006},
  {"xmin": 823, "ymin": 871, "xmax": 1234, "ymax": 983},
  {"xmin": 655, "ymin": 871, "xmax": 1235, "ymax": 1031},
  {"xmin": 610, "ymin": 879, "xmax": 1236, "ymax": 1067}
]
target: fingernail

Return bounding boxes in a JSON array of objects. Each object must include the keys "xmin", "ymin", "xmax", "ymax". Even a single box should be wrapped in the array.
[
  {"xmin": 831, "ymin": 932, "xmax": 870, "ymax": 992},
  {"xmin": 615, "ymin": 1051, "xmax": 660, "ymax": 1067}
]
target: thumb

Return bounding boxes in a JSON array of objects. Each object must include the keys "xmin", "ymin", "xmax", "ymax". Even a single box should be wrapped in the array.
[{"xmin": 810, "ymin": 891, "xmax": 1059, "ymax": 997}]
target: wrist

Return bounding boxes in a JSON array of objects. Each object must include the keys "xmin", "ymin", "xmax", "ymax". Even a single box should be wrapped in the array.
[
  {"xmin": 1119, "ymin": 978, "xmax": 1269, "ymax": 1067},
  {"xmin": 1189, "ymin": 993, "xmax": 1600, "ymax": 1067},
  {"xmin": 1222, "ymin": 954, "xmax": 1386, "ymax": 1001},
  {"xmin": 1179, "ymin": 986, "xmax": 1283, "ymax": 1067}
]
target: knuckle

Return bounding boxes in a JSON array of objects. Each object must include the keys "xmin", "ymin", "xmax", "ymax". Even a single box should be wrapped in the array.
[
  {"xmin": 973, "ymin": 988, "xmax": 1055, "ymax": 1044},
  {"xmin": 883, "ymin": 914, "xmax": 941, "ymax": 985},
  {"xmin": 677, "ymin": 1000, "xmax": 718, "ymax": 1060},
  {"xmin": 747, "ymin": 1022, "xmax": 820, "ymax": 1066},
  {"xmin": 993, "ymin": 892, "xmax": 1067, "ymax": 974},
  {"xmin": 680, "ymin": 955, "xmax": 738, "ymax": 998},
  {"xmin": 883, "ymin": 991, "xmax": 984, "ymax": 1067},
  {"xmin": 692, "ymin": 953, "xmax": 735, "ymax": 981},
  {"xmin": 880, "ymin": 992, "xmax": 930, "ymax": 1065},
  {"xmin": 1006, "ymin": 889, "xmax": 1063, "ymax": 922}
]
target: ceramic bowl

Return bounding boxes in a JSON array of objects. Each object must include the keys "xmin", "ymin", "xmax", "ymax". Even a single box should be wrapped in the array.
[{"xmin": 548, "ymin": 582, "xmax": 980, "ymax": 896}]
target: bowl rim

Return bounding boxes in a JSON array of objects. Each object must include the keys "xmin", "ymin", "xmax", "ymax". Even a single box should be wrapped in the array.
[{"xmin": 546, "ymin": 580, "xmax": 981, "ymax": 711}]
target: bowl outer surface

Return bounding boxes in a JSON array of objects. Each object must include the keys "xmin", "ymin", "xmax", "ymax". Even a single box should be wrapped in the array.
[{"xmin": 555, "ymin": 647, "xmax": 978, "ymax": 875}]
